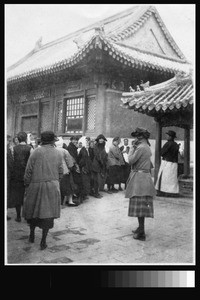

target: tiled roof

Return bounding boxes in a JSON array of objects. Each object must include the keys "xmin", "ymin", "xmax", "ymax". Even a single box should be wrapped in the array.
[
  {"xmin": 104, "ymin": 41, "xmax": 191, "ymax": 74},
  {"xmin": 7, "ymin": 5, "xmax": 189, "ymax": 84},
  {"xmin": 121, "ymin": 74, "xmax": 193, "ymax": 116}
]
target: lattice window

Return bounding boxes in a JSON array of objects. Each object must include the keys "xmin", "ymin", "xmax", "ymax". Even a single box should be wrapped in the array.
[
  {"xmin": 66, "ymin": 97, "xmax": 84, "ymax": 117},
  {"xmin": 86, "ymin": 96, "xmax": 96, "ymax": 131},
  {"xmin": 65, "ymin": 97, "xmax": 84, "ymax": 133},
  {"xmin": 56, "ymin": 101, "xmax": 63, "ymax": 132}
]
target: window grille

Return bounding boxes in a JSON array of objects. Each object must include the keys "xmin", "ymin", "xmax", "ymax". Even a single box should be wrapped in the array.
[{"xmin": 66, "ymin": 97, "xmax": 84, "ymax": 133}]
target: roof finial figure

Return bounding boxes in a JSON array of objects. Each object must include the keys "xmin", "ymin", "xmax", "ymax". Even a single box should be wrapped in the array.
[
  {"xmin": 140, "ymin": 80, "xmax": 150, "ymax": 90},
  {"xmin": 136, "ymin": 85, "xmax": 141, "ymax": 92},
  {"xmin": 129, "ymin": 86, "xmax": 135, "ymax": 92},
  {"xmin": 73, "ymin": 35, "xmax": 84, "ymax": 49},
  {"xmin": 34, "ymin": 37, "xmax": 42, "ymax": 51},
  {"xmin": 95, "ymin": 24, "xmax": 105, "ymax": 35}
]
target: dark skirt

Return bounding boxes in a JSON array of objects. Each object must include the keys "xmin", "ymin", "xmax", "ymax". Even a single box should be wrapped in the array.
[
  {"xmin": 71, "ymin": 170, "xmax": 83, "ymax": 196},
  {"xmin": 60, "ymin": 174, "xmax": 73, "ymax": 197},
  {"xmin": 7, "ymin": 178, "xmax": 15, "ymax": 208},
  {"xmin": 10, "ymin": 180, "xmax": 25, "ymax": 207},
  {"xmin": 106, "ymin": 165, "xmax": 122, "ymax": 185},
  {"xmin": 27, "ymin": 218, "xmax": 54, "ymax": 229},
  {"xmin": 81, "ymin": 172, "xmax": 91, "ymax": 195},
  {"xmin": 121, "ymin": 163, "xmax": 131, "ymax": 184},
  {"xmin": 128, "ymin": 196, "xmax": 154, "ymax": 218}
]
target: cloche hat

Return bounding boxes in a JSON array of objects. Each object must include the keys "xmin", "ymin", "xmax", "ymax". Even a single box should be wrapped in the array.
[
  {"xmin": 166, "ymin": 130, "xmax": 177, "ymax": 138},
  {"xmin": 41, "ymin": 131, "xmax": 59, "ymax": 143},
  {"xmin": 131, "ymin": 127, "xmax": 150, "ymax": 139}
]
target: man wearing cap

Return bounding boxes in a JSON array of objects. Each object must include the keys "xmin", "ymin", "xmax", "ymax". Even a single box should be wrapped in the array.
[
  {"xmin": 125, "ymin": 127, "xmax": 155, "ymax": 241},
  {"xmin": 66, "ymin": 136, "xmax": 83, "ymax": 204},
  {"xmin": 92, "ymin": 134, "xmax": 108, "ymax": 198},
  {"xmin": 155, "ymin": 130, "xmax": 179, "ymax": 197},
  {"xmin": 23, "ymin": 131, "xmax": 63, "ymax": 250}
]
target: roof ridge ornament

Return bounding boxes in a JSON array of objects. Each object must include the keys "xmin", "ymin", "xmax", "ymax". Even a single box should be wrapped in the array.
[
  {"xmin": 94, "ymin": 24, "xmax": 105, "ymax": 35},
  {"xmin": 34, "ymin": 36, "xmax": 42, "ymax": 51},
  {"xmin": 73, "ymin": 35, "xmax": 84, "ymax": 50},
  {"xmin": 175, "ymin": 70, "xmax": 192, "ymax": 82},
  {"xmin": 94, "ymin": 25, "xmax": 104, "ymax": 49}
]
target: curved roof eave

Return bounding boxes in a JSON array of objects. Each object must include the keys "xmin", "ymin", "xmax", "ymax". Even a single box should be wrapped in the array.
[{"xmin": 7, "ymin": 33, "xmax": 190, "ymax": 85}]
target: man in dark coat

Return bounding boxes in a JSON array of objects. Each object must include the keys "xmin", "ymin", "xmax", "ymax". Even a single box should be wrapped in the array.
[
  {"xmin": 78, "ymin": 137, "xmax": 93, "ymax": 200},
  {"xmin": 7, "ymin": 135, "xmax": 14, "ymax": 220},
  {"xmin": 66, "ymin": 136, "xmax": 83, "ymax": 203},
  {"xmin": 92, "ymin": 134, "xmax": 108, "ymax": 198},
  {"xmin": 11, "ymin": 132, "xmax": 33, "ymax": 222},
  {"xmin": 155, "ymin": 130, "xmax": 179, "ymax": 197}
]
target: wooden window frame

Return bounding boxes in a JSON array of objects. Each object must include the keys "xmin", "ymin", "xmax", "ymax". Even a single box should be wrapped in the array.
[{"xmin": 62, "ymin": 93, "xmax": 86, "ymax": 135}]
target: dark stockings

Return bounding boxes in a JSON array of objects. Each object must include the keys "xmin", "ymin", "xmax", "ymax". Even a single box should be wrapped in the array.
[
  {"xmin": 29, "ymin": 225, "xmax": 35, "ymax": 243},
  {"xmin": 138, "ymin": 217, "xmax": 145, "ymax": 233},
  {"xmin": 15, "ymin": 205, "xmax": 21, "ymax": 221},
  {"xmin": 40, "ymin": 228, "xmax": 49, "ymax": 250},
  {"xmin": 133, "ymin": 217, "xmax": 146, "ymax": 240}
]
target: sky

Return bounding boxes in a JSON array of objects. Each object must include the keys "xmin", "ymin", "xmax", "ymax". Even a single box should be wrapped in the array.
[{"xmin": 5, "ymin": 4, "xmax": 195, "ymax": 68}]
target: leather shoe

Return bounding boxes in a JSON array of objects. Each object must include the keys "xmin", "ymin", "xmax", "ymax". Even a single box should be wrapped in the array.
[
  {"xmin": 40, "ymin": 242, "xmax": 47, "ymax": 250},
  {"xmin": 133, "ymin": 231, "xmax": 146, "ymax": 241},
  {"xmin": 132, "ymin": 227, "xmax": 140, "ymax": 234},
  {"xmin": 94, "ymin": 194, "xmax": 102, "ymax": 198},
  {"xmin": 111, "ymin": 188, "xmax": 118, "ymax": 193},
  {"xmin": 68, "ymin": 202, "xmax": 78, "ymax": 207},
  {"xmin": 15, "ymin": 217, "xmax": 21, "ymax": 222},
  {"xmin": 29, "ymin": 235, "xmax": 35, "ymax": 243}
]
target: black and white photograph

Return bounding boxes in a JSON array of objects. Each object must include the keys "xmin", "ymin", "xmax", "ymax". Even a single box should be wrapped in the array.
[{"xmin": 5, "ymin": 4, "xmax": 195, "ymax": 266}]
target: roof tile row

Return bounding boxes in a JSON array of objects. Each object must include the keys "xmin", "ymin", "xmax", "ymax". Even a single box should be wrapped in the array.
[{"xmin": 121, "ymin": 75, "xmax": 193, "ymax": 115}]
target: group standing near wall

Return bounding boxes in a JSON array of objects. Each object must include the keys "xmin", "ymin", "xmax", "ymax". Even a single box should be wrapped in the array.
[{"xmin": 6, "ymin": 126, "xmax": 185, "ymax": 249}]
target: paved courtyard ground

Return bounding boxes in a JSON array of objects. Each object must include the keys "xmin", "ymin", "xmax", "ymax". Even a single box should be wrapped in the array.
[{"xmin": 5, "ymin": 187, "xmax": 194, "ymax": 265}]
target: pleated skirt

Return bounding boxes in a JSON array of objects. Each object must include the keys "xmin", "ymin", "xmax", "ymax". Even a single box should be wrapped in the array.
[{"xmin": 128, "ymin": 196, "xmax": 154, "ymax": 218}]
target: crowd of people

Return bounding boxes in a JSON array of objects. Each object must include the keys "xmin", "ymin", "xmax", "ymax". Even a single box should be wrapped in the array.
[{"xmin": 6, "ymin": 128, "xmax": 183, "ymax": 249}]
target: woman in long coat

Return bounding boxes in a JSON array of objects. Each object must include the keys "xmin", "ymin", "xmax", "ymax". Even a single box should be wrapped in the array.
[
  {"xmin": 23, "ymin": 131, "xmax": 63, "ymax": 250},
  {"xmin": 55, "ymin": 137, "xmax": 75, "ymax": 206},
  {"xmin": 125, "ymin": 127, "xmax": 156, "ymax": 241},
  {"xmin": 107, "ymin": 137, "xmax": 125, "ymax": 192},
  {"xmin": 11, "ymin": 132, "xmax": 33, "ymax": 222}
]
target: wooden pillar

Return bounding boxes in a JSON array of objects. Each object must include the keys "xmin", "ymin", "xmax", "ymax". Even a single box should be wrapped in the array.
[
  {"xmin": 37, "ymin": 99, "xmax": 42, "ymax": 138},
  {"xmin": 154, "ymin": 119, "xmax": 162, "ymax": 184},
  {"xmin": 184, "ymin": 126, "xmax": 190, "ymax": 177},
  {"xmin": 82, "ymin": 89, "xmax": 87, "ymax": 135},
  {"xmin": 51, "ymin": 84, "xmax": 56, "ymax": 132},
  {"xmin": 61, "ymin": 98, "xmax": 66, "ymax": 133}
]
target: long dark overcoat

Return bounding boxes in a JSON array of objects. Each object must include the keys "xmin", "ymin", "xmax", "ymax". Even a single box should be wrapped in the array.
[
  {"xmin": 11, "ymin": 143, "xmax": 32, "ymax": 206},
  {"xmin": 23, "ymin": 145, "xmax": 63, "ymax": 220}
]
